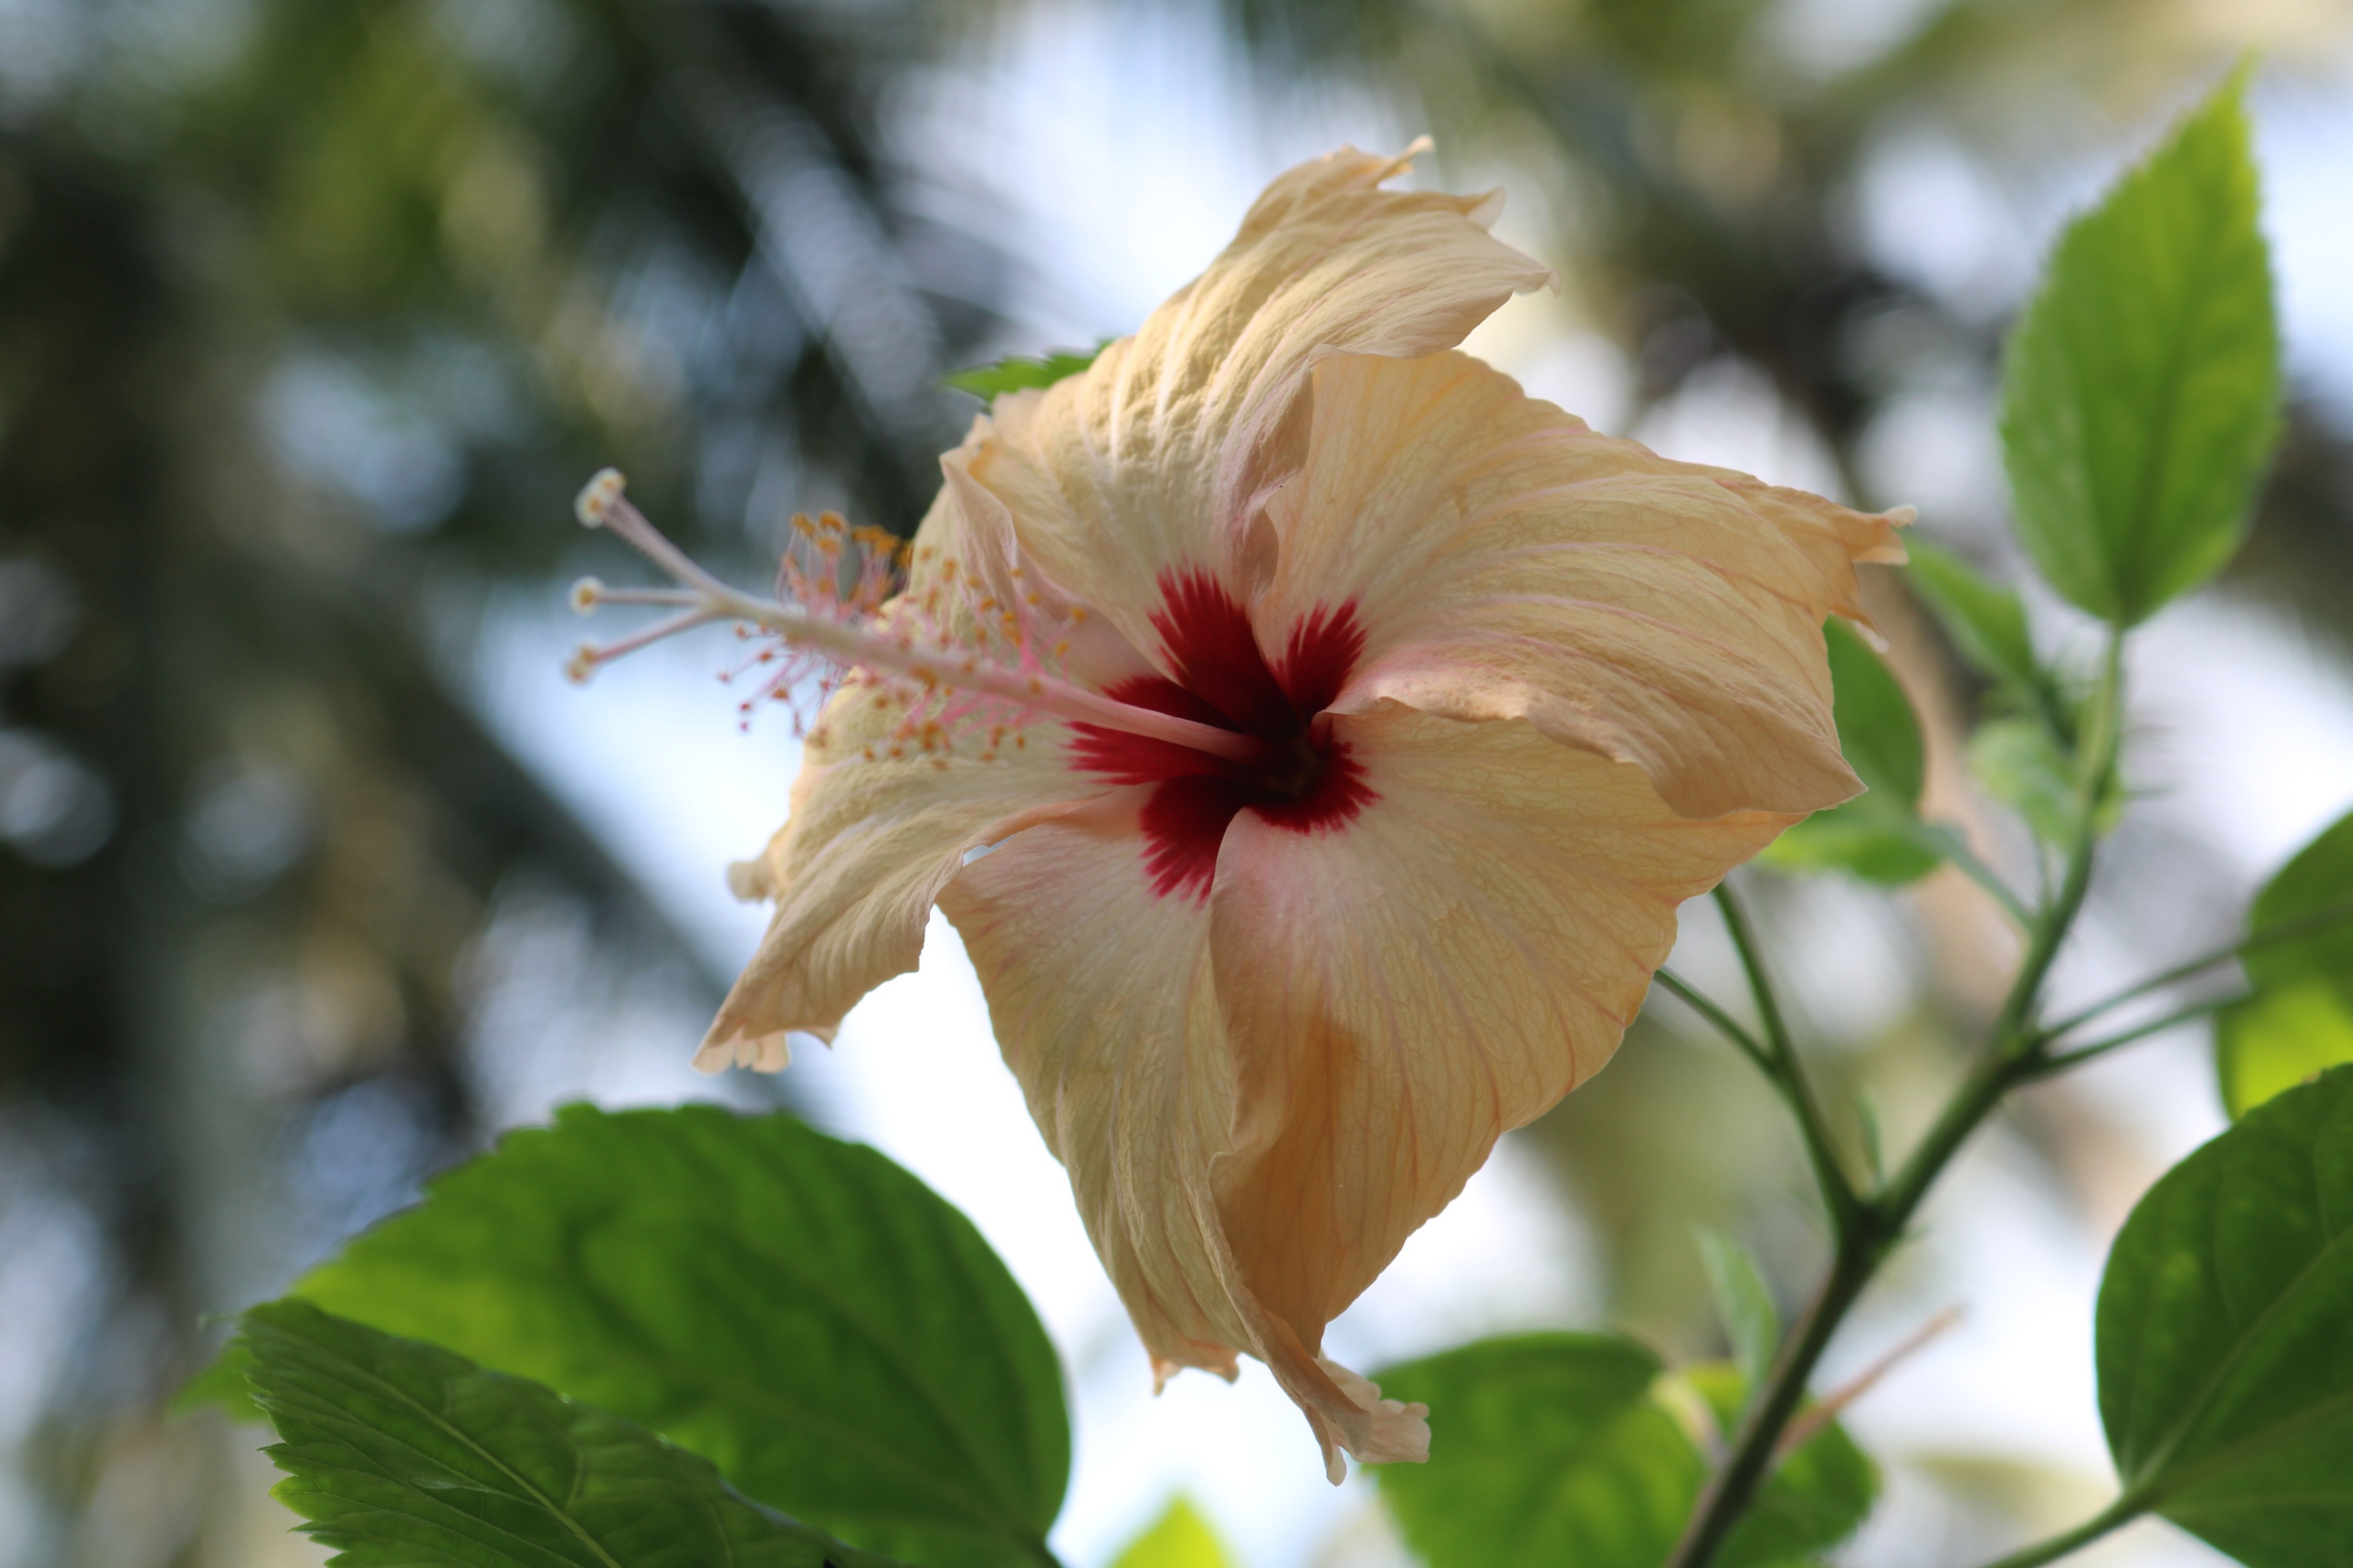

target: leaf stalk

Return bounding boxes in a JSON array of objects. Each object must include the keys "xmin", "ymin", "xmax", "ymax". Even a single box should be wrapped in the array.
[
  {"xmin": 1664, "ymin": 631, "xmax": 2129, "ymax": 1568},
  {"xmin": 1961, "ymin": 1497, "xmax": 2141, "ymax": 1568}
]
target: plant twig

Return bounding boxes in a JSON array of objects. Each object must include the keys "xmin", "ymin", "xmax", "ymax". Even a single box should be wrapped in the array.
[
  {"xmin": 2029, "ymin": 994, "xmax": 2247, "ymax": 1078},
  {"xmin": 1654, "ymin": 968, "xmax": 1774, "ymax": 1077},
  {"xmin": 1712, "ymin": 881, "xmax": 1862, "ymax": 1234},
  {"xmin": 1775, "ymin": 1304, "xmax": 1963, "ymax": 1458},
  {"xmin": 1930, "ymin": 827, "xmax": 2035, "ymax": 926},
  {"xmin": 1665, "ymin": 633, "xmax": 2129, "ymax": 1568},
  {"xmin": 1963, "ymin": 1497, "xmax": 2142, "ymax": 1568},
  {"xmin": 2037, "ymin": 896, "xmax": 2353, "ymax": 1041},
  {"xmin": 1667, "ymin": 1229, "xmax": 1878, "ymax": 1568}
]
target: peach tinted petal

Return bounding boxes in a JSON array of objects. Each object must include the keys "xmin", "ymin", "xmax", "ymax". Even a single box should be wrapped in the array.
[
  {"xmin": 1254, "ymin": 351, "xmax": 1906, "ymax": 817},
  {"xmin": 1204, "ymin": 706, "xmax": 1788, "ymax": 1453},
  {"xmin": 960, "ymin": 145, "xmax": 1553, "ymax": 669},
  {"xmin": 935, "ymin": 790, "xmax": 1246, "ymax": 1378},
  {"xmin": 936, "ymin": 788, "xmax": 1430, "ymax": 1483}
]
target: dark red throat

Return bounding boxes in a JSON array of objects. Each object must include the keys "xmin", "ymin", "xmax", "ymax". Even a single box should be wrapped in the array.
[{"xmin": 1069, "ymin": 570, "xmax": 1375, "ymax": 901}]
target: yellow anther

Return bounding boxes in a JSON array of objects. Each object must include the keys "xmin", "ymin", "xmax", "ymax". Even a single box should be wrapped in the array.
[
  {"xmin": 791, "ymin": 512, "xmax": 816, "ymax": 537},
  {"xmin": 574, "ymin": 468, "xmax": 626, "ymax": 526},
  {"xmin": 818, "ymin": 512, "xmax": 845, "ymax": 533}
]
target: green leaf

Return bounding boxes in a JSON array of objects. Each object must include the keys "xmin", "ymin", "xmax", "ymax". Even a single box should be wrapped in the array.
[
  {"xmin": 240, "ymin": 1299, "xmax": 907, "ymax": 1568},
  {"xmin": 1818, "ymin": 620, "xmax": 1925, "ymax": 806},
  {"xmin": 173, "ymin": 1337, "xmax": 265, "ymax": 1424},
  {"xmin": 1998, "ymin": 71, "xmax": 2281, "ymax": 626},
  {"xmin": 1375, "ymin": 1334, "xmax": 1699, "ymax": 1568},
  {"xmin": 1372, "ymin": 1335, "xmax": 1876, "ymax": 1568},
  {"xmin": 2240, "ymin": 808, "xmax": 2353, "ymax": 1002},
  {"xmin": 1109, "ymin": 1498, "xmax": 1237, "ymax": 1568},
  {"xmin": 1968, "ymin": 717, "xmax": 2081, "ymax": 847},
  {"xmin": 2217, "ymin": 808, "xmax": 2353, "ymax": 1117},
  {"xmin": 2095, "ymin": 1066, "xmax": 2353, "ymax": 1565},
  {"xmin": 283, "ymin": 1104, "xmax": 1067, "ymax": 1568},
  {"xmin": 2220, "ymin": 984, "xmax": 2353, "ymax": 1123},
  {"xmin": 1696, "ymin": 1230, "xmax": 1781, "ymax": 1394},
  {"xmin": 1762, "ymin": 620, "xmax": 1941, "ymax": 884},
  {"xmin": 1903, "ymin": 540, "xmax": 2063, "ymax": 728},
  {"xmin": 1682, "ymin": 1366, "xmax": 1877, "ymax": 1568},
  {"xmin": 943, "ymin": 346, "xmax": 1104, "ymax": 400},
  {"xmin": 1760, "ymin": 812, "xmax": 1945, "ymax": 886}
]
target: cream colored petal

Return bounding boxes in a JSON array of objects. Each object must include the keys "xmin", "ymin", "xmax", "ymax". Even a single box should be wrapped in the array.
[
  {"xmin": 699, "ymin": 713, "xmax": 1101, "ymax": 1071},
  {"xmin": 960, "ymin": 146, "xmax": 1554, "ymax": 667},
  {"xmin": 1252, "ymin": 350, "xmax": 1905, "ymax": 817},
  {"xmin": 699, "ymin": 477, "xmax": 1120, "ymax": 1070},
  {"xmin": 1204, "ymin": 706, "xmax": 1790, "ymax": 1458},
  {"xmin": 937, "ymin": 788, "xmax": 1433, "ymax": 1483},
  {"xmin": 938, "ymin": 790, "xmax": 1245, "ymax": 1380}
]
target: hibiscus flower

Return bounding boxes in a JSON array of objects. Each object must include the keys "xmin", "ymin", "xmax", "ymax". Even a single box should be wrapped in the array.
[{"xmin": 569, "ymin": 142, "xmax": 1904, "ymax": 1481}]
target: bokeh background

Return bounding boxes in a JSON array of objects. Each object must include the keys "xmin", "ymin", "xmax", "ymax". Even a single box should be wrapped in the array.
[{"xmin": 4, "ymin": 1, "xmax": 2352, "ymax": 1564}]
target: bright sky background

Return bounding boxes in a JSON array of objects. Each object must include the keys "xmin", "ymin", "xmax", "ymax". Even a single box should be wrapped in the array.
[{"xmin": 464, "ymin": 10, "xmax": 2353, "ymax": 1565}]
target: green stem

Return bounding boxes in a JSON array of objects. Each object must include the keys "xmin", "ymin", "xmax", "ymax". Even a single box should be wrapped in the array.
[
  {"xmin": 2037, "ymin": 895, "xmax": 2353, "ymax": 1042},
  {"xmin": 2029, "ymin": 993, "xmax": 2246, "ymax": 1078},
  {"xmin": 1665, "ymin": 633, "xmax": 2129, "ymax": 1568},
  {"xmin": 1712, "ymin": 882, "xmax": 1862, "ymax": 1236},
  {"xmin": 1654, "ymin": 967, "xmax": 1774, "ymax": 1077},
  {"xmin": 1964, "ymin": 1497, "xmax": 2141, "ymax": 1568},
  {"xmin": 1931, "ymin": 826, "xmax": 2035, "ymax": 926}
]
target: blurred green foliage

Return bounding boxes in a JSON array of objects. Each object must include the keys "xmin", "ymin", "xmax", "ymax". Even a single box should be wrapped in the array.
[
  {"xmin": 1374, "ymin": 1333, "xmax": 1875, "ymax": 1568},
  {"xmin": 1761, "ymin": 620, "xmax": 1940, "ymax": 884},
  {"xmin": 944, "ymin": 346, "xmax": 1107, "ymax": 401},
  {"xmin": 0, "ymin": 1, "xmax": 1006, "ymax": 1557},
  {"xmin": 1107, "ymin": 1499, "xmax": 1238, "ymax": 1568},
  {"xmin": 2218, "ymin": 809, "xmax": 2353, "ymax": 1117}
]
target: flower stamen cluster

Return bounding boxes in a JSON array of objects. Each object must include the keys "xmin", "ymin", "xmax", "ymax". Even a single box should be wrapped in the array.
[{"xmin": 566, "ymin": 469, "xmax": 1281, "ymax": 768}]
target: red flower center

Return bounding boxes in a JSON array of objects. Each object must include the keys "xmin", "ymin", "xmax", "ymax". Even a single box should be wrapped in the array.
[{"xmin": 1070, "ymin": 570, "xmax": 1377, "ymax": 901}]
